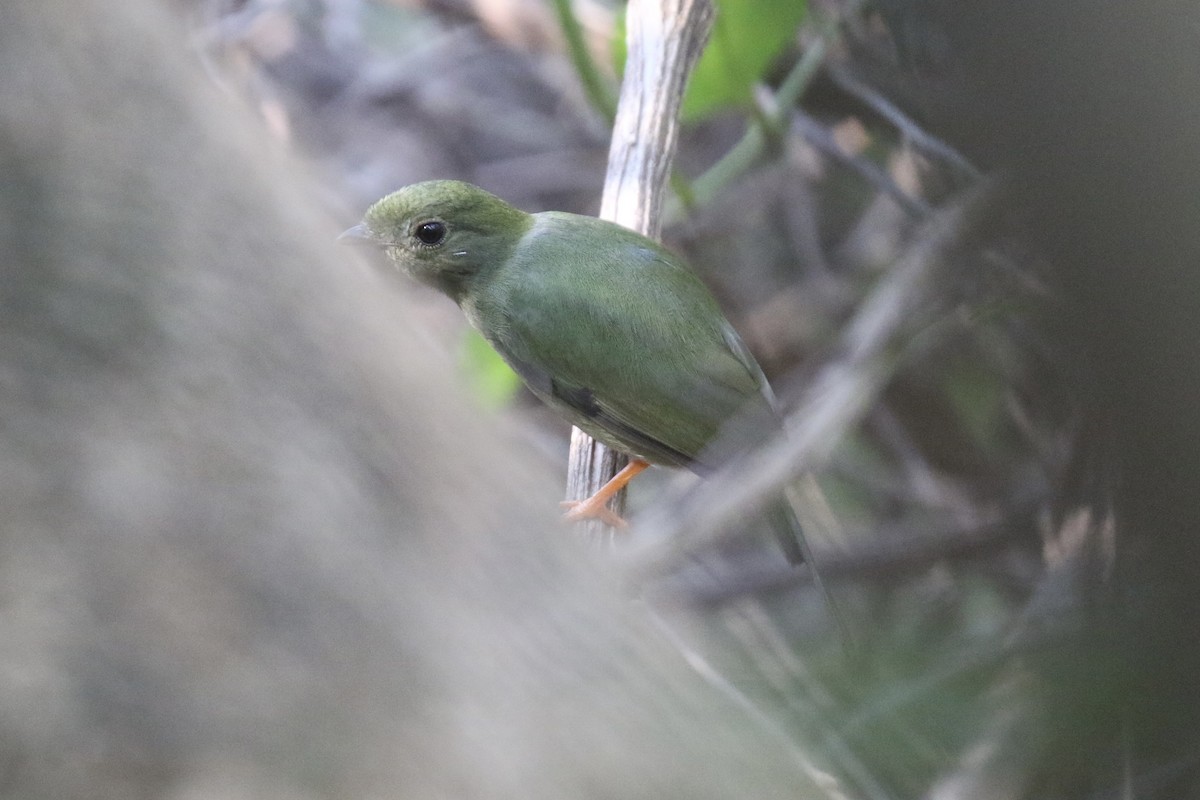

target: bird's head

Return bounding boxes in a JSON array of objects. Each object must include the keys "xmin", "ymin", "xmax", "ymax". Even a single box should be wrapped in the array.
[{"xmin": 340, "ymin": 180, "xmax": 533, "ymax": 303}]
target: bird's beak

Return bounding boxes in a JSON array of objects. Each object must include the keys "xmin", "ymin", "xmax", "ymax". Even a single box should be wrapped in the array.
[{"xmin": 337, "ymin": 222, "xmax": 376, "ymax": 245}]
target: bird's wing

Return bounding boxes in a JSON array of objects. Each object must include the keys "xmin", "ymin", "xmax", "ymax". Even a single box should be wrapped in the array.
[{"xmin": 481, "ymin": 217, "xmax": 776, "ymax": 469}]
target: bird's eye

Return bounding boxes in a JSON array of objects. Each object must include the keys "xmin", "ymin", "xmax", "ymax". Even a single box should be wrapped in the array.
[{"xmin": 414, "ymin": 220, "xmax": 447, "ymax": 247}]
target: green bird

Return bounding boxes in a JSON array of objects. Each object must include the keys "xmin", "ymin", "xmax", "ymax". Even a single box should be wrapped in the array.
[{"xmin": 341, "ymin": 180, "xmax": 804, "ymax": 565}]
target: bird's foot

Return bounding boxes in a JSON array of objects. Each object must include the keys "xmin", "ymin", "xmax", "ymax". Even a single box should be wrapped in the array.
[
  {"xmin": 559, "ymin": 458, "xmax": 650, "ymax": 529},
  {"xmin": 560, "ymin": 498, "xmax": 628, "ymax": 528}
]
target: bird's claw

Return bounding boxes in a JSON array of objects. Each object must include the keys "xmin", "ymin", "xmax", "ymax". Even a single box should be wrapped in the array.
[{"xmin": 560, "ymin": 499, "xmax": 628, "ymax": 528}]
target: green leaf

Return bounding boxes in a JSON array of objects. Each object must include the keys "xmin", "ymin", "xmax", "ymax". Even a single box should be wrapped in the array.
[
  {"xmin": 685, "ymin": 0, "xmax": 807, "ymax": 119},
  {"xmin": 612, "ymin": 0, "xmax": 808, "ymax": 121},
  {"xmin": 458, "ymin": 328, "xmax": 522, "ymax": 410}
]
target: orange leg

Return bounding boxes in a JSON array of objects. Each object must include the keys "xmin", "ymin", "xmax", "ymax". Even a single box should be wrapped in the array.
[{"xmin": 560, "ymin": 458, "xmax": 650, "ymax": 528}]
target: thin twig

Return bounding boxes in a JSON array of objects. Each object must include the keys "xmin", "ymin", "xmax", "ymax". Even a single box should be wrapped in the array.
[
  {"xmin": 826, "ymin": 64, "xmax": 981, "ymax": 181},
  {"xmin": 673, "ymin": 8, "xmax": 851, "ymax": 220},
  {"xmin": 791, "ymin": 109, "xmax": 931, "ymax": 217},
  {"xmin": 651, "ymin": 511, "xmax": 1023, "ymax": 609},
  {"xmin": 678, "ymin": 26, "xmax": 831, "ymax": 217}
]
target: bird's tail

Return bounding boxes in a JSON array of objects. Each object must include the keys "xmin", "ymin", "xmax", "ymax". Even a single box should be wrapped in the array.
[{"xmin": 764, "ymin": 488, "xmax": 855, "ymax": 648}]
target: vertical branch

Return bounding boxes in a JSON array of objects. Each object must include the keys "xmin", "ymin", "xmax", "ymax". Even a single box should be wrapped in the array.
[
  {"xmin": 600, "ymin": 0, "xmax": 714, "ymax": 237},
  {"xmin": 565, "ymin": 0, "xmax": 714, "ymax": 534}
]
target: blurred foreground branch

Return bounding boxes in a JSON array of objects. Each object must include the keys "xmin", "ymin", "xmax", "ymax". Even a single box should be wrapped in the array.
[{"xmin": 0, "ymin": 1, "xmax": 832, "ymax": 796}]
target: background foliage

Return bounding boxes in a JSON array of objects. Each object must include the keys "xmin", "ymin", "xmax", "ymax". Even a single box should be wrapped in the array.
[{"xmin": 185, "ymin": 0, "xmax": 1188, "ymax": 796}]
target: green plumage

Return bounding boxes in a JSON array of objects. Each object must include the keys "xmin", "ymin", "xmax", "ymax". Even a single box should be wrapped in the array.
[{"xmin": 346, "ymin": 180, "xmax": 803, "ymax": 563}]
